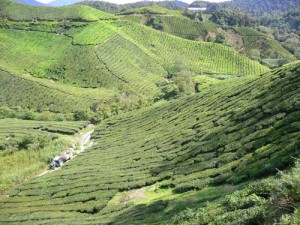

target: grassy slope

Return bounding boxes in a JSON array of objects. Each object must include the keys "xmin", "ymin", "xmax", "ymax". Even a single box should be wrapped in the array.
[
  {"xmin": 233, "ymin": 27, "xmax": 295, "ymax": 62},
  {"xmin": 0, "ymin": 68, "xmax": 110, "ymax": 113},
  {"xmin": 0, "ymin": 11, "xmax": 268, "ymax": 115},
  {"xmin": 121, "ymin": 11, "xmax": 296, "ymax": 65},
  {"xmin": 0, "ymin": 119, "xmax": 88, "ymax": 195},
  {"xmin": 0, "ymin": 61, "xmax": 298, "ymax": 224},
  {"xmin": 120, "ymin": 21, "xmax": 267, "ymax": 75},
  {"xmin": 0, "ymin": 0, "xmax": 117, "ymax": 21},
  {"xmin": 117, "ymin": 5, "xmax": 184, "ymax": 17}
]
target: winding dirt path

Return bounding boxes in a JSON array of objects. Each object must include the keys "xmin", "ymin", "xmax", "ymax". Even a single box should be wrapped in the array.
[{"xmin": 36, "ymin": 125, "xmax": 94, "ymax": 177}]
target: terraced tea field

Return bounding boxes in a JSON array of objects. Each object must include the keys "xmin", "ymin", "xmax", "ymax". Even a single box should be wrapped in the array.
[
  {"xmin": 118, "ymin": 22, "xmax": 268, "ymax": 76},
  {"xmin": 0, "ymin": 61, "xmax": 298, "ymax": 224},
  {"xmin": 234, "ymin": 27, "xmax": 295, "ymax": 62},
  {"xmin": 0, "ymin": 69, "xmax": 112, "ymax": 113},
  {"xmin": 0, "ymin": 2, "xmax": 299, "ymax": 223},
  {"xmin": 0, "ymin": 13, "xmax": 269, "ymax": 115},
  {"xmin": 0, "ymin": 0, "xmax": 117, "ymax": 21},
  {"xmin": 0, "ymin": 119, "xmax": 88, "ymax": 144},
  {"xmin": 0, "ymin": 119, "xmax": 89, "ymax": 194},
  {"xmin": 121, "ymin": 11, "xmax": 295, "ymax": 65}
]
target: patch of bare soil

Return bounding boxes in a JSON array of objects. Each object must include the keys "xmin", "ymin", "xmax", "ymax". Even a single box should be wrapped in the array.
[
  {"xmin": 225, "ymin": 28, "xmax": 244, "ymax": 49},
  {"xmin": 205, "ymin": 31, "xmax": 216, "ymax": 41},
  {"xmin": 119, "ymin": 187, "xmax": 147, "ymax": 203}
]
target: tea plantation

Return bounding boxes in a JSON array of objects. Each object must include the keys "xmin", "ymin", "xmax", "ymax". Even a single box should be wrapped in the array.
[
  {"xmin": 0, "ymin": 1, "xmax": 299, "ymax": 224},
  {"xmin": 121, "ymin": 10, "xmax": 295, "ymax": 65},
  {"xmin": 0, "ymin": 61, "xmax": 298, "ymax": 224},
  {"xmin": 0, "ymin": 69, "xmax": 109, "ymax": 113},
  {"xmin": 0, "ymin": 0, "xmax": 117, "ymax": 21},
  {"xmin": 0, "ymin": 119, "xmax": 89, "ymax": 195},
  {"xmin": 0, "ymin": 9, "xmax": 269, "ymax": 115}
]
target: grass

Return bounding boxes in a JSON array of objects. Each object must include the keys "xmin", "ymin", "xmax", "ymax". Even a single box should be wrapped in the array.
[
  {"xmin": 234, "ymin": 27, "xmax": 296, "ymax": 63},
  {"xmin": 0, "ymin": 119, "xmax": 89, "ymax": 195},
  {"xmin": 118, "ymin": 21, "xmax": 268, "ymax": 75},
  {"xmin": 0, "ymin": 0, "xmax": 117, "ymax": 22},
  {"xmin": 66, "ymin": 22, "xmax": 117, "ymax": 45},
  {"xmin": 0, "ymin": 61, "xmax": 298, "ymax": 224},
  {"xmin": 121, "ymin": 12, "xmax": 296, "ymax": 66},
  {"xmin": 117, "ymin": 6, "xmax": 184, "ymax": 18},
  {"xmin": 0, "ymin": 3, "xmax": 298, "ymax": 223},
  {"xmin": 0, "ymin": 68, "xmax": 104, "ymax": 113},
  {"xmin": 0, "ymin": 16, "xmax": 269, "ymax": 118}
]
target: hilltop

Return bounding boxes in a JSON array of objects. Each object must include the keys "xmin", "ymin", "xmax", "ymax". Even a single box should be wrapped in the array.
[
  {"xmin": 0, "ymin": 0, "xmax": 117, "ymax": 21},
  {"xmin": 0, "ymin": 60, "xmax": 299, "ymax": 224}
]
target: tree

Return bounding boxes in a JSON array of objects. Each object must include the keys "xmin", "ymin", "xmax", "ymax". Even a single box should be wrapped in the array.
[
  {"xmin": 73, "ymin": 110, "xmax": 92, "ymax": 121},
  {"xmin": 0, "ymin": 106, "xmax": 15, "ymax": 119},
  {"xmin": 146, "ymin": 16, "xmax": 163, "ymax": 30}
]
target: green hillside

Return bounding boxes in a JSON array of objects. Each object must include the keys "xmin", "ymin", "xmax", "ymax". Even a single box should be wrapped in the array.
[
  {"xmin": 0, "ymin": 10, "xmax": 268, "ymax": 116},
  {"xmin": 0, "ymin": 119, "xmax": 88, "ymax": 194},
  {"xmin": 118, "ymin": 5, "xmax": 184, "ymax": 17},
  {"xmin": 0, "ymin": 0, "xmax": 117, "ymax": 21},
  {"xmin": 118, "ymin": 21, "xmax": 267, "ymax": 75},
  {"xmin": 0, "ymin": 61, "xmax": 299, "ymax": 224},
  {"xmin": 121, "ymin": 11, "xmax": 296, "ymax": 66},
  {"xmin": 78, "ymin": 0, "xmax": 188, "ymax": 14},
  {"xmin": 0, "ymin": 69, "xmax": 109, "ymax": 114}
]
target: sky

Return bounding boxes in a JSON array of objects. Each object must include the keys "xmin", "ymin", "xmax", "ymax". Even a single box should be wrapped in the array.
[{"xmin": 36, "ymin": 0, "xmax": 230, "ymax": 4}]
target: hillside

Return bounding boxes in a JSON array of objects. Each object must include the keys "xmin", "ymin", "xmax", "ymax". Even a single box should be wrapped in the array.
[
  {"xmin": 0, "ymin": 119, "xmax": 88, "ymax": 194},
  {"xmin": 0, "ymin": 61, "xmax": 299, "ymax": 224},
  {"xmin": 231, "ymin": 0, "xmax": 300, "ymax": 13},
  {"xmin": 0, "ymin": 0, "xmax": 117, "ymax": 21},
  {"xmin": 0, "ymin": 2, "xmax": 269, "ymax": 118},
  {"xmin": 77, "ymin": 1, "xmax": 188, "ymax": 14},
  {"xmin": 121, "ymin": 8, "xmax": 296, "ymax": 67},
  {"xmin": 0, "ymin": 68, "xmax": 113, "ymax": 114},
  {"xmin": 190, "ymin": 0, "xmax": 300, "ymax": 14}
]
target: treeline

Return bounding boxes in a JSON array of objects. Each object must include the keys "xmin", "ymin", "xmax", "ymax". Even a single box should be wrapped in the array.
[
  {"xmin": 190, "ymin": 0, "xmax": 300, "ymax": 16},
  {"xmin": 77, "ymin": 1, "xmax": 188, "ymax": 14},
  {"xmin": 207, "ymin": 8, "xmax": 300, "ymax": 59}
]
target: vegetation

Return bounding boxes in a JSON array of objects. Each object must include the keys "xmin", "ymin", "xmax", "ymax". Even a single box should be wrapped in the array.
[
  {"xmin": 0, "ymin": 6, "xmax": 269, "ymax": 119},
  {"xmin": 0, "ymin": 69, "xmax": 101, "ymax": 114},
  {"xmin": 172, "ymin": 160, "xmax": 300, "ymax": 224},
  {"xmin": 0, "ymin": 119, "xmax": 88, "ymax": 194},
  {"xmin": 0, "ymin": 0, "xmax": 117, "ymax": 22},
  {"xmin": 191, "ymin": 0, "xmax": 300, "ymax": 15},
  {"xmin": 259, "ymin": 8, "xmax": 300, "ymax": 59},
  {"xmin": 118, "ymin": 6, "xmax": 184, "ymax": 18},
  {"xmin": 118, "ymin": 21, "xmax": 267, "ymax": 76},
  {"xmin": 77, "ymin": 1, "xmax": 188, "ymax": 14},
  {"xmin": 0, "ymin": 2, "xmax": 299, "ymax": 224},
  {"xmin": 231, "ymin": 0, "xmax": 300, "ymax": 14},
  {"xmin": 0, "ymin": 61, "xmax": 298, "ymax": 223},
  {"xmin": 209, "ymin": 9, "xmax": 257, "ymax": 27}
]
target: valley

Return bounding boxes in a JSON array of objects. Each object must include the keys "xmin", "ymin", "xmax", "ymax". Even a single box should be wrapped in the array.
[{"xmin": 0, "ymin": 0, "xmax": 299, "ymax": 224}]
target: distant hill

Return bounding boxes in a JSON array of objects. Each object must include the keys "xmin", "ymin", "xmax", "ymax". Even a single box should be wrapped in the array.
[
  {"xmin": 13, "ymin": 0, "xmax": 45, "ymax": 6},
  {"xmin": 121, "ymin": 6, "xmax": 296, "ymax": 67},
  {"xmin": 231, "ymin": 0, "xmax": 300, "ymax": 13},
  {"xmin": 190, "ymin": 0, "xmax": 300, "ymax": 14},
  {"xmin": 77, "ymin": 0, "xmax": 188, "ymax": 14},
  {"xmin": 1, "ymin": 0, "xmax": 117, "ymax": 21}
]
